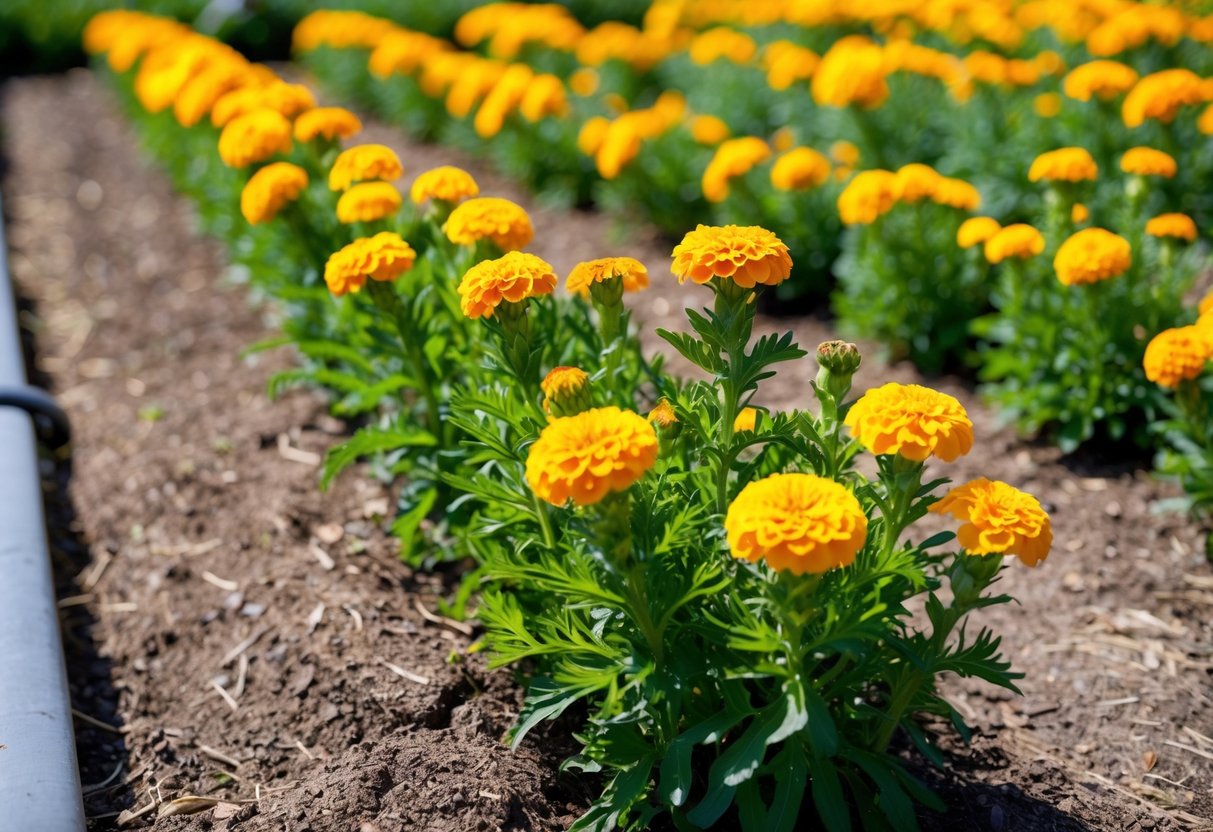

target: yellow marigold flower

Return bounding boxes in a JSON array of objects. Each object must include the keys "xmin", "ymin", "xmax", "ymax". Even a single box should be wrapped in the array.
[
  {"xmin": 578, "ymin": 116, "xmax": 611, "ymax": 156},
  {"xmin": 1072, "ymin": 203, "xmax": 1089, "ymax": 223},
  {"xmin": 1122, "ymin": 69, "xmax": 1205, "ymax": 128},
  {"xmin": 689, "ymin": 27, "xmax": 757, "ymax": 66},
  {"xmin": 690, "ymin": 114, "xmax": 731, "ymax": 146},
  {"xmin": 457, "ymin": 251, "xmax": 557, "ymax": 319},
  {"xmin": 328, "ymin": 144, "xmax": 404, "ymax": 192},
  {"xmin": 1063, "ymin": 60, "xmax": 1139, "ymax": 102},
  {"xmin": 957, "ymin": 217, "xmax": 1001, "ymax": 249},
  {"xmin": 211, "ymin": 81, "xmax": 315, "ymax": 127},
  {"xmin": 671, "ymin": 225, "xmax": 792, "ymax": 288},
  {"xmin": 217, "ymin": 109, "xmax": 292, "ymax": 169},
  {"xmin": 473, "ymin": 63, "xmax": 533, "ymax": 138},
  {"xmin": 811, "ymin": 36, "xmax": 889, "ymax": 109},
  {"xmin": 444, "ymin": 197, "xmax": 534, "ymax": 252},
  {"xmin": 294, "ymin": 107, "xmax": 363, "ymax": 142},
  {"xmin": 526, "ymin": 406, "xmax": 658, "ymax": 507},
  {"xmin": 1145, "ymin": 213, "xmax": 1197, "ymax": 242},
  {"xmin": 336, "ymin": 182, "xmax": 402, "ymax": 224},
  {"xmin": 240, "ymin": 162, "xmax": 308, "ymax": 225},
  {"xmin": 519, "ymin": 73, "xmax": 568, "ymax": 123},
  {"xmin": 569, "ymin": 67, "xmax": 599, "ymax": 97},
  {"xmin": 1120, "ymin": 146, "xmax": 1177, "ymax": 178},
  {"xmin": 541, "ymin": 367, "xmax": 592, "ymax": 417},
  {"xmin": 323, "ymin": 232, "xmax": 417, "ymax": 297},
  {"xmin": 830, "ymin": 140, "xmax": 860, "ymax": 167},
  {"xmin": 895, "ymin": 163, "xmax": 943, "ymax": 203},
  {"xmin": 733, "ymin": 407, "xmax": 759, "ymax": 432},
  {"xmin": 174, "ymin": 62, "xmax": 261, "ymax": 127},
  {"xmin": 770, "ymin": 147, "xmax": 831, "ymax": 191},
  {"xmin": 932, "ymin": 178, "xmax": 982, "ymax": 211},
  {"xmin": 1034, "ymin": 92, "xmax": 1062, "ymax": 118},
  {"xmin": 1028, "ymin": 147, "xmax": 1098, "ymax": 183},
  {"xmin": 702, "ymin": 137, "xmax": 771, "ymax": 203},
  {"xmin": 1053, "ymin": 228, "xmax": 1131, "ymax": 286},
  {"xmin": 984, "ymin": 224, "xmax": 1045, "ymax": 264},
  {"xmin": 930, "ymin": 479, "xmax": 1052, "ymax": 567},
  {"xmin": 647, "ymin": 399, "xmax": 677, "ymax": 428},
  {"xmin": 763, "ymin": 40, "xmax": 819, "ymax": 90},
  {"xmin": 1143, "ymin": 326, "xmax": 1213, "ymax": 388},
  {"xmin": 725, "ymin": 473, "xmax": 868, "ymax": 575},
  {"xmin": 837, "ymin": 170, "xmax": 900, "ymax": 225},
  {"xmin": 844, "ymin": 382, "xmax": 974, "ymax": 462},
  {"xmin": 771, "ymin": 127, "xmax": 795, "ymax": 154},
  {"xmin": 410, "ymin": 166, "xmax": 479, "ymax": 206},
  {"xmin": 566, "ymin": 257, "xmax": 649, "ymax": 297},
  {"xmin": 1199, "ymin": 289, "xmax": 1213, "ymax": 317}
]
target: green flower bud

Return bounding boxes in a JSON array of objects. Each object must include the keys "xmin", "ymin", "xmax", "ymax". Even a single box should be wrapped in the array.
[{"xmin": 815, "ymin": 340, "xmax": 862, "ymax": 401}]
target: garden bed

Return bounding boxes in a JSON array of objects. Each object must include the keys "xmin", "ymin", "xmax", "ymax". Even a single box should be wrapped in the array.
[{"xmin": 3, "ymin": 69, "xmax": 1212, "ymax": 831}]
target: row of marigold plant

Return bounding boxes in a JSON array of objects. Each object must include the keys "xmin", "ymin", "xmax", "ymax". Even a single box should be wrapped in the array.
[{"xmin": 79, "ymin": 8, "xmax": 1103, "ymax": 830}]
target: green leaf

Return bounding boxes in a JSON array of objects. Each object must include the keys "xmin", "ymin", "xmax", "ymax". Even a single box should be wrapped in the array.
[
  {"xmin": 710, "ymin": 686, "xmax": 807, "ymax": 789},
  {"xmin": 511, "ymin": 676, "xmax": 599, "ymax": 750},
  {"xmin": 685, "ymin": 782, "xmax": 736, "ymax": 828},
  {"xmin": 321, "ymin": 425, "xmax": 436, "ymax": 488},
  {"xmin": 659, "ymin": 711, "xmax": 748, "ymax": 807},
  {"xmin": 808, "ymin": 752, "xmax": 851, "ymax": 832},
  {"xmin": 390, "ymin": 486, "xmax": 438, "ymax": 564},
  {"xmin": 768, "ymin": 744, "xmax": 808, "ymax": 832},
  {"xmin": 569, "ymin": 759, "xmax": 655, "ymax": 832},
  {"xmin": 804, "ymin": 687, "xmax": 839, "ymax": 757}
]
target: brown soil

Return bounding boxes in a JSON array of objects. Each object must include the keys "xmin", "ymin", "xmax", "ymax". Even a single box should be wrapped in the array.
[{"xmin": 2, "ymin": 69, "xmax": 1211, "ymax": 831}]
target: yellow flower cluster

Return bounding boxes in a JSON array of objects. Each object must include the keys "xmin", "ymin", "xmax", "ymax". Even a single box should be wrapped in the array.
[
  {"xmin": 410, "ymin": 166, "xmax": 480, "ymax": 206},
  {"xmin": 671, "ymin": 225, "xmax": 792, "ymax": 288},
  {"xmin": 1028, "ymin": 147, "xmax": 1098, "ymax": 183},
  {"xmin": 1143, "ymin": 326, "xmax": 1212, "ymax": 389},
  {"xmin": 984, "ymin": 224, "xmax": 1045, "ymax": 264},
  {"xmin": 762, "ymin": 41, "xmax": 819, "ymax": 90},
  {"xmin": 240, "ymin": 162, "xmax": 308, "ymax": 225},
  {"xmin": 218, "ymin": 109, "xmax": 293, "ymax": 169},
  {"xmin": 323, "ymin": 232, "xmax": 417, "ymax": 297},
  {"xmin": 1053, "ymin": 228, "xmax": 1132, "ymax": 286},
  {"xmin": 1062, "ymin": 60, "xmax": 1139, "ymax": 101},
  {"xmin": 702, "ymin": 137, "xmax": 771, "ymax": 203},
  {"xmin": 811, "ymin": 36, "xmax": 889, "ymax": 109},
  {"xmin": 1120, "ymin": 147, "xmax": 1177, "ymax": 178},
  {"xmin": 957, "ymin": 217, "xmax": 1001, "ymax": 249},
  {"xmin": 443, "ymin": 197, "xmax": 534, "ymax": 252},
  {"xmin": 844, "ymin": 383, "xmax": 974, "ymax": 462},
  {"xmin": 1122, "ymin": 69, "xmax": 1207, "ymax": 128},
  {"xmin": 1145, "ymin": 213, "xmax": 1197, "ymax": 242},
  {"xmin": 770, "ymin": 148, "xmax": 831, "ymax": 191},
  {"xmin": 457, "ymin": 251, "xmax": 557, "ymax": 319},
  {"xmin": 294, "ymin": 107, "xmax": 363, "ymax": 143},
  {"xmin": 688, "ymin": 27, "xmax": 757, "ymax": 66},
  {"xmin": 690, "ymin": 115, "xmax": 731, "ymax": 146},
  {"xmin": 328, "ymin": 145, "xmax": 404, "ymax": 192},
  {"xmin": 525, "ymin": 407, "xmax": 658, "ymax": 507},
  {"xmin": 566, "ymin": 257, "xmax": 649, "ymax": 297},
  {"xmin": 930, "ymin": 479, "xmax": 1053, "ymax": 567},
  {"xmin": 541, "ymin": 366, "xmax": 592, "ymax": 416},
  {"xmin": 838, "ymin": 165, "xmax": 980, "ymax": 224},
  {"xmin": 336, "ymin": 182, "xmax": 403, "ymax": 224}
]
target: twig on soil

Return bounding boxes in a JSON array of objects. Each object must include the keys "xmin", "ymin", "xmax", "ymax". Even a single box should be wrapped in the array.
[
  {"xmin": 1095, "ymin": 696, "xmax": 1140, "ymax": 707},
  {"xmin": 343, "ymin": 604, "xmax": 363, "ymax": 632},
  {"xmin": 72, "ymin": 707, "xmax": 126, "ymax": 734},
  {"xmin": 378, "ymin": 658, "xmax": 430, "ymax": 686},
  {"xmin": 234, "ymin": 654, "xmax": 249, "ymax": 699},
  {"xmin": 413, "ymin": 597, "xmax": 475, "ymax": 637},
  {"xmin": 1163, "ymin": 739, "xmax": 1213, "ymax": 761},
  {"xmin": 306, "ymin": 603, "xmax": 325, "ymax": 634},
  {"xmin": 294, "ymin": 740, "xmax": 315, "ymax": 761},
  {"xmin": 277, "ymin": 433, "xmax": 321, "ymax": 466},
  {"xmin": 198, "ymin": 744, "xmax": 241, "ymax": 768},
  {"xmin": 221, "ymin": 626, "xmax": 269, "ymax": 667},
  {"xmin": 82, "ymin": 761, "xmax": 126, "ymax": 794},
  {"xmin": 309, "ymin": 542, "xmax": 335, "ymax": 571},
  {"xmin": 115, "ymin": 798, "xmax": 157, "ymax": 826},
  {"xmin": 479, "ymin": 790, "xmax": 502, "ymax": 800},
  {"xmin": 100, "ymin": 601, "xmax": 138, "ymax": 613},
  {"xmin": 78, "ymin": 550, "xmax": 113, "ymax": 592},
  {"xmin": 210, "ymin": 680, "xmax": 239, "ymax": 712},
  {"xmin": 201, "ymin": 570, "xmax": 239, "ymax": 592},
  {"xmin": 57, "ymin": 593, "xmax": 93, "ymax": 608},
  {"xmin": 1181, "ymin": 726, "xmax": 1213, "ymax": 747}
]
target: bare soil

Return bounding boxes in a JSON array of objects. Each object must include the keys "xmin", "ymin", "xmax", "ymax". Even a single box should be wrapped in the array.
[{"xmin": 2, "ymin": 69, "xmax": 1211, "ymax": 831}]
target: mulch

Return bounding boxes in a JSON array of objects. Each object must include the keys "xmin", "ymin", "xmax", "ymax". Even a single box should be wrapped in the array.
[{"xmin": 2, "ymin": 68, "xmax": 1211, "ymax": 831}]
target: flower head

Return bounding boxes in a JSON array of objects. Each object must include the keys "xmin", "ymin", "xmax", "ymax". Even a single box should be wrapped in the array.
[
  {"xmin": 1146, "ymin": 213, "xmax": 1197, "ymax": 242},
  {"xmin": 733, "ymin": 407, "xmax": 759, "ymax": 432},
  {"xmin": 457, "ymin": 251, "xmax": 557, "ymax": 318},
  {"xmin": 1028, "ymin": 147, "xmax": 1098, "ymax": 183},
  {"xmin": 1072, "ymin": 203, "xmax": 1089, "ymax": 223},
  {"xmin": 725, "ymin": 473, "xmax": 868, "ymax": 575},
  {"xmin": 410, "ymin": 165, "xmax": 480, "ymax": 205},
  {"xmin": 1120, "ymin": 146, "xmax": 1177, "ymax": 178},
  {"xmin": 770, "ymin": 147, "xmax": 831, "ymax": 191},
  {"xmin": 1122, "ymin": 68, "xmax": 1205, "ymax": 127},
  {"xmin": 240, "ymin": 162, "xmax": 308, "ymax": 225},
  {"xmin": 957, "ymin": 217, "xmax": 1001, "ymax": 249},
  {"xmin": 1143, "ymin": 326, "xmax": 1212, "ymax": 388},
  {"xmin": 526, "ymin": 406, "xmax": 658, "ymax": 506},
  {"xmin": 702, "ymin": 137, "xmax": 771, "ymax": 203},
  {"xmin": 844, "ymin": 382, "xmax": 974, "ymax": 462},
  {"xmin": 895, "ymin": 164, "xmax": 943, "ymax": 203},
  {"xmin": 294, "ymin": 107, "xmax": 363, "ymax": 142},
  {"xmin": 211, "ymin": 81, "xmax": 315, "ymax": 127},
  {"xmin": 647, "ymin": 399, "xmax": 678, "ymax": 428},
  {"xmin": 670, "ymin": 225, "xmax": 792, "ymax": 288},
  {"xmin": 931, "ymin": 177, "xmax": 982, "ymax": 210},
  {"xmin": 541, "ymin": 367, "xmax": 592, "ymax": 417},
  {"xmin": 323, "ymin": 232, "xmax": 417, "ymax": 296},
  {"xmin": 1200, "ymin": 290, "xmax": 1213, "ymax": 318},
  {"xmin": 336, "ymin": 181, "xmax": 403, "ymax": 224},
  {"xmin": 1053, "ymin": 228, "xmax": 1132, "ymax": 286},
  {"xmin": 837, "ymin": 170, "xmax": 900, "ymax": 225},
  {"xmin": 217, "ymin": 109, "xmax": 292, "ymax": 168},
  {"xmin": 1063, "ymin": 60, "xmax": 1139, "ymax": 101},
  {"xmin": 444, "ymin": 197, "xmax": 534, "ymax": 252},
  {"xmin": 984, "ymin": 224, "xmax": 1045, "ymax": 264},
  {"xmin": 930, "ymin": 479, "xmax": 1052, "ymax": 566},
  {"xmin": 566, "ymin": 257, "xmax": 649, "ymax": 297},
  {"xmin": 811, "ymin": 36, "xmax": 889, "ymax": 109},
  {"xmin": 690, "ymin": 114, "xmax": 730, "ymax": 145},
  {"xmin": 328, "ymin": 144, "xmax": 404, "ymax": 191}
]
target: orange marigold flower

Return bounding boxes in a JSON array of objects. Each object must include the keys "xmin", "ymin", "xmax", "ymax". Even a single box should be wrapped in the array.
[
  {"xmin": 336, "ymin": 182, "xmax": 403, "ymax": 224},
  {"xmin": 1143, "ymin": 326, "xmax": 1213, "ymax": 388},
  {"xmin": 240, "ymin": 162, "xmax": 308, "ymax": 225},
  {"xmin": 211, "ymin": 81, "xmax": 315, "ymax": 127},
  {"xmin": 566, "ymin": 257, "xmax": 649, "ymax": 297},
  {"xmin": 294, "ymin": 107, "xmax": 363, "ymax": 142},
  {"xmin": 1122, "ymin": 68, "xmax": 1205, "ymax": 128},
  {"xmin": 1120, "ymin": 146, "xmax": 1177, "ymax": 178},
  {"xmin": 1072, "ymin": 203, "xmax": 1089, "ymax": 223},
  {"xmin": 444, "ymin": 197, "xmax": 534, "ymax": 252},
  {"xmin": 1033, "ymin": 92, "xmax": 1062, "ymax": 118},
  {"xmin": 733, "ymin": 407, "xmax": 759, "ymax": 432},
  {"xmin": 932, "ymin": 177, "xmax": 981, "ymax": 211},
  {"xmin": 811, "ymin": 36, "xmax": 889, "ymax": 109},
  {"xmin": 1028, "ymin": 147, "xmax": 1098, "ymax": 183},
  {"xmin": 837, "ymin": 170, "xmax": 900, "ymax": 225},
  {"xmin": 569, "ymin": 67, "xmax": 599, "ymax": 96},
  {"xmin": 671, "ymin": 224, "xmax": 792, "ymax": 288},
  {"xmin": 844, "ymin": 382, "xmax": 974, "ymax": 462},
  {"xmin": 323, "ymin": 232, "xmax": 417, "ymax": 297},
  {"xmin": 763, "ymin": 40, "xmax": 819, "ymax": 90},
  {"xmin": 930, "ymin": 478, "xmax": 1053, "ymax": 567},
  {"xmin": 1053, "ymin": 228, "xmax": 1132, "ymax": 286},
  {"xmin": 647, "ymin": 399, "xmax": 677, "ymax": 427},
  {"xmin": 525, "ymin": 406, "xmax": 658, "ymax": 507},
  {"xmin": 690, "ymin": 114, "xmax": 731, "ymax": 145},
  {"xmin": 957, "ymin": 217, "xmax": 1001, "ymax": 249},
  {"xmin": 1199, "ymin": 289, "xmax": 1213, "ymax": 317},
  {"xmin": 702, "ymin": 137, "xmax": 771, "ymax": 203},
  {"xmin": 217, "ymin": 109, "xmax": 292, "ymax": 169},
  {"xmin": 328, "ymin": 144, "xmax": 404, "ymax": 192},
  {"xmin": 770, "ymin": 147, "xmax": 831, "ymax": 191},
  {"xmin": 1146, "ymin": 213, "xmax": 1197, "ymax": 242},
  {"xmin": 830, "ymin": 140, "xmax": 860, "ymax": 167},
  {"xmin": 541, "ymin": 366, "xmax": 592, "ymax": 416},
  {"xmin": 725, "ymin": 473, "xmax": 868, "ymax": 575},
  {"xmin": 577, "ymin": 115, "xmax": 611, "ymax": 156},
  {"xmin": 410, "ymin": 165, "xmax": 479, "ymax": 205},
  {"xmin": 689, "ymin": 27, "xmax": 757, "ymax": 66},
  {"xmin": 1063, "ymin": 59, "xmax": 1138, "ymax": 101},
  {"xmin": 895, "ymin": 163, "xmax": 943, "ymax": 203},
  {"xmin": 984, "ymin": 224, "xmax": 1045, "ymax": 264},
  {"xmin": 457, "ymin": 251, "xmax": 557, "ymax": 319}
]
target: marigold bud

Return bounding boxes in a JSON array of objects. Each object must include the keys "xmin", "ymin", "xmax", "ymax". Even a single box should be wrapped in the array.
[
  {"xmin": 541, "ymin": 367, "xmax": 592, "ymax": 417},
  {"xmin": 815, "ymin": 341, "xmax": 861, "ymax": 400}
]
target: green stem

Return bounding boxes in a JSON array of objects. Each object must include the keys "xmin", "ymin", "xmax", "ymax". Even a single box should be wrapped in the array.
[
  {"xmin": 531, "ymin": 490, "xmax": 557, "ymax": 549},
  {"xmin": 367, "ymin": 281, "xmax": 444, "ymax": 440}
]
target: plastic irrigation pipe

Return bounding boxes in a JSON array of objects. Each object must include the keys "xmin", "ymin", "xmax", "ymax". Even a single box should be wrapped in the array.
[{"xmin": 0, "ymin": 192, "xmax": 85, "ymax": 830}]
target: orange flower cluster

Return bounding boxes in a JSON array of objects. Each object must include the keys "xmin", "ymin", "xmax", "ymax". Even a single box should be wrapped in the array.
[
  {"xmin": 566, "ymin": 257, "xmax": 649, "ymax": 297},
  {"xmin": 240, "ymin": 162, "xmax": 308, "ymax": 225},
  {"xmin": 328, "ymin": 145, "xmax": 404, "ymax": 192},
  {"xmin": 336, "ymin": 182, "xmax": 403, "ymax": 224},
  {"xmin": 1122, "ymin": 69, "xmax": 1207, "ymax": 128},
  {"xmin": 811, "ymin": 36, "xmax": 889, "ymax": 109},
  {"xmin": 957, "ymin": 217, "xmax": 1001, "ymax": 249},
  {"xmin": 410, "ymin": 166, "xmax": 479, "ymax": 206},
  {"xmin": 930, "ymin": 479, "xmax": 1053, "ymax": 567},
  {"xmin": 1062, "ymin": 60, "xmax": 1139, "ymax": 101},
  {"xmin": 702, "ymin": 137, "xmax": 771, "ymax": 203},
  {"xmin": 541, "ymin": 366, "xmax": 592, "ymax": 416},
  {"xmin": 1145, "ymin": 213, "xmax": 1197, "ymax": 242},
  {"xmin": 984, "ymin": 224, "xmax": 1045, "ymax": 264},
  {"xmin": 1028, "ymin": 147, "xmax": 1098, "ymax": 183},
  {"xmin": 525, "ymin": 407, "xmax": 658, "ymax": 507},
  {"xmin": 443, "ymin": 197, "xmax": 534, "ymax": 252},
  {"xmin": 457, "ymin": 251, "xmax": 557, "ymax": 319},
  {"xmin": 844, "ymin": 383, "xmax": 974, "ymax": 462},
  {"xmin": 1053, "ymin": 228, "xmax": 1132, "ymax": 286},
  {"xmin": 294, "ymin": 107, "xmax": 362, "ymax": 143},
  {"xmin": 217, "ymin": 110, "xmax": 293, "ymax": 169},
  {"xmin": 770, "ymin": 147, "xmax": 831, "ymax": 191},
  {"xmin": 1120, "ymin": 147, "xmax": 1177, "ymax": 178},
  {"xmin": 323, "ymin": 232, "xmax": 417, "ymax": 297},
  {"xmin": 671, "ymin": 225, "xmax": 792, "ymax": 288},
  {"xmin": 1143, "ymin": 326, "xmax": 1213, "ymax": 388}
]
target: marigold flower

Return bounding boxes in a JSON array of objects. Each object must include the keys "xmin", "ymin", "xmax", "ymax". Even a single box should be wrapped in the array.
[
  {"xmin": 1146, "ymin": 213, "xmax": 1197, "ymax": 242},
  {"xmin": 578, "ymin": 116, "xmax": 611, "ymax": 156},
  {"xmin": 689, "ymin": 27, "xmax": 757, "ymax": 65},
  {"xmin": 410, "ymin": 166, "xmax": 479, "ymax": 206},
  {"xmin": 444, "ymin": 197, "xmax": 534, "ymax": 252},
  {"xmin": 647, "ymin": 399, "xmax": 677, "ymax": 427},
  {"xmin": 1199, "ymin": 290, "xmax": 1213, "ymax": 317},
  {"xmin": 569, "ymin": 67, "xmax": 599, "ymax": 96},
  {"xmin": 519, "ymin": 74, "xmax": 568, "ymax": 122},
  {"xmin": 1072, "ymin": 203, "xmax": 1089, "ymax": 223},
  {"xmin": 702, "ymin": 137, "xmax": 771, "ymax": 203},
  {"xmin": 174, "ymin": 62, "xmax": 262, "ymax": 127},
  {"xmin": 830, "ymin": 140, "xmax": 860, "ymax": 168},
  {"xmin": 566, "ymin": 257, "xmax": 649, "ymax": 297},
  {"xmin": 844, "ymin": 382, "xmax": 974, "ymax": 462},
  {"xmin": 930, "ymin": 478, "xmax": 1052, "ymax": 567},
  {"xmin": 984, "ymin": 224, "xmax": 1045, "ymax": 264},
  {"xmin": 525, "ymin": 406, "xmax": 658, "ymax": 507},
  {"xmin": 837, "ymin": 170, "xmax": 900, "ymax": 225},
  {"xmin": 1122, "ymin": 69, "xmax": 1205, "ymax": 128},
  {"xmin": 768, "ymin": 147, "xmax": 831, "ymax": 191},
  {"xmin": 328, "ymin": 144, "xmax": 404, "ymax": 192},
  {"xmin": 957, "ymin": 217, "xmax": 1001, "ymax": 249},
  {"xmin": 733, "ymin": 407, "xmax": 759, "ymax": 432},
  {"xmin": 1063, "ymin": 60, "xmax": 1138, "ymax": 101},
  {"xmin": 1028, "ymin": 147, "xmax": 1098, "ymax": 183},
  {"xmin": 932, "ymin": 178, "xmax": 982, "ymax": 211},
  {"xmin": 1034, "ymin": 92, "xmax": 1062, "ymax": 118},
  {"xmin": 240, "ymin": 162, "xmax": 308, "ymax": 225},
  {"xmin": 217, "ymin": 109, "xmax": 292, "ymax": 169},
  {"xmin": 763, "ymin": 40, "xmax": 819, "ymax": 90},
  {"xmin": 211, "ymin": 81, "xmax": 315, "ymax": 127},
  {"xmin": 1120, "ymin": 147, "xmax": 1177, "ymax": 178},
  {"xmin": 895, "ymin": 164, "xmax": 943, "ymax": 203},
  {"xmin": 323, "ymin": 232, "xmax": 417, "ymax": 297},
  {"xmin": 690, "ymin": 114, "xmax": 730, "ymax": 145},
  {"xmin": 1199, "ymin": 105, "xmax": 1213, "ymax": 136},
  {"xmin": 1143, "ymin": 326, "xmax": 1212, "ymax": 388},
  {"xmin": 725, "ymin": 473, "xmax": 868, "ymax": 575},
  {"xmin": 1053, "ymin": 228, "xmax": 1132, "ymax": 286},
  {"xmin": 294, "ymin": 107, "xmax": 362, "ymax": 142},
  {"xmin": 811, "ymin": 36, "xmax": 889, "ymax": 109},
  {"xmin": 541, "ymin": 366, "xmax": 592, "ymax": 417},
  {"xmin": 458, "ymin": 251, "xmax": 557, "ymax": 319},
  {"xmin": 335, "ymin": 182, "xmax": 402, "ymax": 224},
  {"xmin": 671, "ymin": 224, "xmax": 792, "ymax": 288}
]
